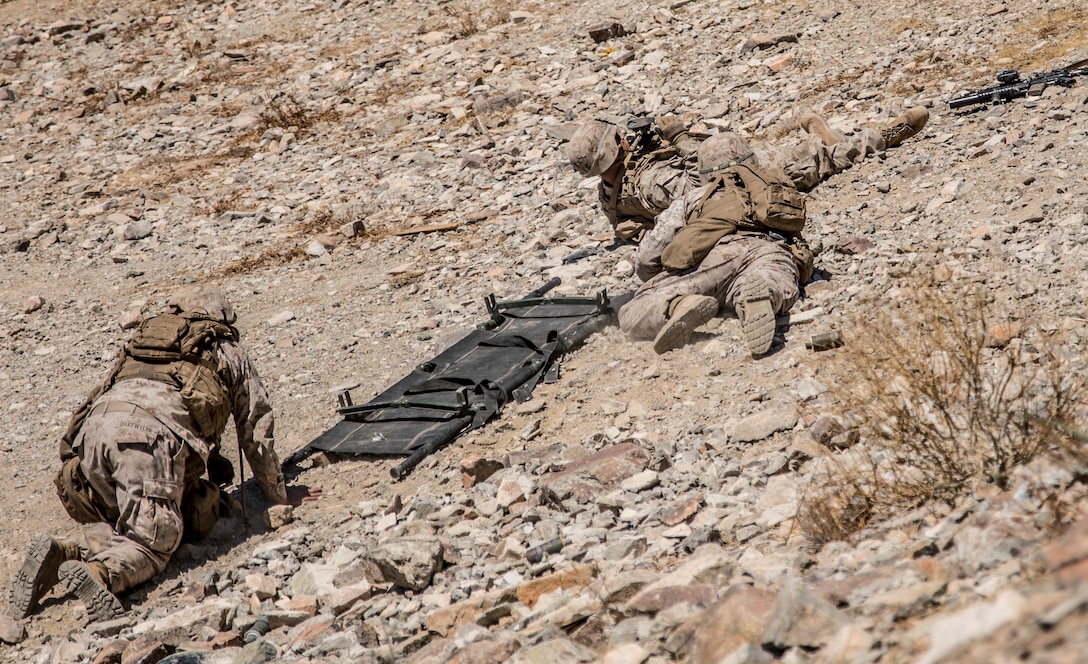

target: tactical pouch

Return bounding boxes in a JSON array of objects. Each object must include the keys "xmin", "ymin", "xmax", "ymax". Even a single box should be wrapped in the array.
[
  {"xmin": 659, "ymin": 176, "xmax": 746, "ymax": 272},
  {"xmin": 790, "ymin": 240, "xmax": 815, "ymax": 284},
  {"xmin": 176, "ymin": 359, "xmax": 233, "ymax": 439},
  {"xmin": 54, "ymin": 456, "xmax": 117, "ymax": 525},
  {"xmin": 181, "ymin": 477, "xmax": 222, "ymax": 543},
  {"xmin": 708, "ymin": 164, "xmax": 806, "ymax": 233},
  {"xmin": 661, "ymin": 217, "xmax": 738, "ymax": 272}
]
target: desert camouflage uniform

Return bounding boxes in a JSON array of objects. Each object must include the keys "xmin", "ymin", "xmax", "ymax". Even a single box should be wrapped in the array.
[
  {"xmin": 619, "ymin": 185, "xmax": 799, "ymax": 341},
  {"xmin": 599, "ymin": 148, "xmax": 701, "ymax": 244},
  {"xmin": 72, "ymin": 340, "xmax": 284, "ymax": 592},
  {"xmin": 600, "ymin": 128, "xmax": 882, "ymax": 244},
  {"xmin": 750, "ymin": 127, "xmax": 885, "ymax": 193}
]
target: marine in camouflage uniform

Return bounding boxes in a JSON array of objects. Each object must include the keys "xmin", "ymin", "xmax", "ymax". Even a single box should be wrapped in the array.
[
  {"xmin": 9, "ymin": 285, "xmax": 289, "ymax": 623},
  {"xmin": 619, "ymin": 135, "xmax": 807, "ymax": 357},
  {"xmin": 566, "ymin": 108, "xmax": 928, "ymax": 243}
]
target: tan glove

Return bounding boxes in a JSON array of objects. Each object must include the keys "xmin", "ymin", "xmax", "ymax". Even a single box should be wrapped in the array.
[
  {"xmin": 655, "ymin": 114, "xmax": 687, "ymax": 143},
  {"xmin": 656, "ymin": 114, "xmax": 701, "ymax": 157}
]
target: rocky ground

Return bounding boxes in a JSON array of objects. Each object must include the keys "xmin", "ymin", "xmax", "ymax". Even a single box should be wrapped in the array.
[{"xmin": 3, "ymin": 0, "xmax": 1088, "ymax": 662}]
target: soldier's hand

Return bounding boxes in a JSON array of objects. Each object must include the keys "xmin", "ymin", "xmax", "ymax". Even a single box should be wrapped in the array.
[
  {"xmin": 284, "ymin": 484, "xmax": 323, "ymax": 506},
  {"xmin": 655, "ymin": 114, "xmax": 687, "ymax": 142}
]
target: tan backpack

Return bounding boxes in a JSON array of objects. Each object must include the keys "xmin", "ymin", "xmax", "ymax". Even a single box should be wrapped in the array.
[
  {"xmin": 114, "ymin": 313, "xmax": 238, "ymax": 439},
  {"xmin": 661, "ymin": 164, "xmax": 807, "ymax": 273}
]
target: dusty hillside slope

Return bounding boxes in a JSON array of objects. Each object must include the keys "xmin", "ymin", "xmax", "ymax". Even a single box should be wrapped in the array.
[{"xmin": 2, "ymin": 0, "xmax": 1088, "ymax": 661}]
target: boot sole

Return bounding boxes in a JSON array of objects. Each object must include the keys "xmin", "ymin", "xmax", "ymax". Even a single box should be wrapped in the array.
[
  {"xmin": 653, "ymin": 296, "xmax": 718, "ymax": 354},
  {"xmin": 9, "ymin": 535, "xmax": 67, "ymax": 618},
  {"xmin": 58, "ymin": 561, "xmax": 125, "ymax": 623},
  {"xmin": 741, "ymin": 276, "xmax": 776, "ymax": 357}
]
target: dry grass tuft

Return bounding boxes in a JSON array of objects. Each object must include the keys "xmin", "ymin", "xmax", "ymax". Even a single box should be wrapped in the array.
[
  {"xmin": 258, "ymin": 95, "xmax": 342, "ymax": 138},
  {"xmin": 438, "ymin": 1, "xmax": 511, "ymax": 38},
  {"xmin": 997, "ymin": 7, "xmax": 1088, "ymax": 70},
  {"xmin": 213, "ymin": 204, "xmax": 370, "ymax": 278},
  {"xmin": 798, "ymin": 282, "xmax": 1088, "ymax": 545}
]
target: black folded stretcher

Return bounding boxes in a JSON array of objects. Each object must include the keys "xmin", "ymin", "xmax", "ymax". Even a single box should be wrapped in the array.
[{"xmin": 285, "ymin": 279, "xmax": 614, "ymax": 479}]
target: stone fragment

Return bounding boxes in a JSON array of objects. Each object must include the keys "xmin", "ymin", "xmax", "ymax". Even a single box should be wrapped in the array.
[
  {"xmin": 627, "ymin": 584, "xmax": 716, "ymax": 613},
  {"xmin": 289, "ymin": 563, "xmax": 339, "ymax": 597},
  {"xmin": 0, "ymin": 613, "xmax": 24, "ymax": 644},
  {"xmin": 621, "ymin": 469, "xmax": 659, "ymax": 493},
  {"xmin": 600, "ymin": 643, "xmax": 649, "ymax": 664},
  {"xmin": 142, "ymin": 598, "xmax": 236, "ymax": 634},
  {"xmin": 461, "ymin": 456, "xmax": 505, "ymax": 487},
  {"xmin": 119, "ymin": 309, "xmax": 143, "ymax": 330},
  {"xmin": 761, "ymin": 578, "xmax": 851, "ymax": 649},
  {"xmin": 237, "ymin": 639, "xmax": 278, "ymax": 664},
  {"xmin": 508, "ymin": 637, "xmax": 595, "ymax": 664},
  {"xmin": 765, "ymin": 53, "xmax": 795, "ymax": 72},
  {"xmin": 446, "ymin": 636, "xmax": 520, "ymax": 664},
  {"xmin": 23, "ymin": 295, "xmax": 44, "ymax": 313},
  {"xmin": 917, "ymin": 590, "xmax": 1027, "ymax": 664},
  {"xmin": 121, "ymin": 635, "xmax": 171, "ymax": 664},
  {"xmin": 91, "ymin": 641, "xmax": 126, "ymax": 664},
  {"xmin": 267, "ymin": 504, "xmax": 293, "ymax": 529},
  {"xmin": 809, "ymin": 415, "xmax": 845, "ymax": 446},
  {"xmin": 738, "ymin": 33, "xmax": 799, "ymax": 53},
  {"xmin": 663, "ymin": 495, "xmax": 703, "ymax": 526},
  {"xmin": 122, "ymin": 220, "xmax": 153, "ymax": 241},
  {"xmin": 587, "ymin": 22, "xmax": 626, "ymax": 42},
  {"xmin": 984, "ymin": 321, "xmax": 1021, "ymax": 348},
  {"xmin": 364, "ymin": 536, "xmax": 444, "ymax": 591},
  {"xmin": 833, "ymin": 236, "xmax": 874, "ymax": 255},
  {"xmin": 690, "ymin": 585, "xmax": 776, "ymax": 663},
  {"xmin": 516, "ymin": 563, "xmax": 596, "ymax": 608},
  {"xmin": 732, "ymin": 401, "xmax": 798, "ymax": 443},
  {"xmin": 246, "ymin": 574, "xmax": 278, "ymax": 599},
  {"xmin": 496, "ymin": 477, "xmax": 526, "ymax": 508},
  {"xmin": 267, "ymin": 310, "xmax": 295, "ymax": 326},
  {"xmin": 1044, "ymin": 517, "xmax": 1088, "ymax": 587},
  {"xmin": 539, "ymin": 443, "xmax": 649, "ymax": 504}
]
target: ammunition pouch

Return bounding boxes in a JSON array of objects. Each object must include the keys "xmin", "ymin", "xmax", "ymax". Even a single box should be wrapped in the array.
[
  {"xmin": 790, "ymin": 239, "xmax": 815, "ymax": 285},
  {"xmin": 181, "ymin": 477, "xmax": 223, "ymax": 543},
  {"xmin": 54, "ymin": 456, "xmax": 118, "ymax": 525}
]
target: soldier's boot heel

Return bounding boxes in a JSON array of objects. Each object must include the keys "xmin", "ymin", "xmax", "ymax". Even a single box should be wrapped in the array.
[
  {"xmin": 9, "ymin": 535, "xmax": 80, "ymax": 618},
  {"xmin": 653, "ymin": 295, "xmax": 719, "ymax": 354},
  {"xmin": 881, "ymin": 107, "xmax": 929, "ymax": 148},
  {"xmin": 739, "ymin": 276, "xmax": 776, "ymax": 358},
  {"xmin": 59, "ymin": 560, "xmax": 125, "ymax": 623}
]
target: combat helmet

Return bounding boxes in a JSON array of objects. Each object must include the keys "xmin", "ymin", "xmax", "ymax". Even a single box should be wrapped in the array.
[
  {"xmin": 167, "ymin": 284, "xmax": 237, "ymax": 325},
  {"xmin": 567, "ymin": 120, "xmax": 622, "ymax": 177}
]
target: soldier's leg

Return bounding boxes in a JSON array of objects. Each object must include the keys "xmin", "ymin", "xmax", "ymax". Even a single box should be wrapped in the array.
[
  {"xmin": 767, "ymin": 128, "xmax": 883, "ymax": 192},
  {"xmin": 78, "ymin": 409, "xmax": 187, "ymax": 595},
  {"xmin": 619, "ymin": 238, "xmax": 756, "ymax": 350},
  {"xmin": 723, "ymin": 239, "xmax": 800, "ymax": 356}
]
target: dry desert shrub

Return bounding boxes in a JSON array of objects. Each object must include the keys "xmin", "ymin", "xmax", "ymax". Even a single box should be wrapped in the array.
[
  {"xmin": 798, "ymin": 283, "xmax": 1088, "ymax": 544},
  {"xmin": 258, "ymin": 94, "xmax": 342, "ymax": 138}
]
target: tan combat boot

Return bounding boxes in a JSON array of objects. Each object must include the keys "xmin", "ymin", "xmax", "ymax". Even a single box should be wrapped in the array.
[
  {"xmin": 58, "ymin": 560, "xmax": 125, "ymax": 622},
  {"xmin": 9, "ymin": 534, "xmax": 81, "ymax": 618},
  {"xmin": 653, "ymin": 294, "xmax": 719, "ymax": 354},
  {"xmin": 798, "ymin": 111, "xmax": 847, "ymax": 147},
  {"xmin": 738, "ymin": 275, "xmax": 776, "ymax": 357},
  {"xmin": 881, "ymin": 106, "xmax": 929, "ymax": 148}
]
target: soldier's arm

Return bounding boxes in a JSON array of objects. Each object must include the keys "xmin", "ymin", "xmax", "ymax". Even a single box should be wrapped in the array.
[
  {"xmin": 657, "ymin": 114, "xmax": 700, "ymax": 158},
  {"xmin": 635, "ymin": 186, "xmax": 707, "ymax": 281},
  {"xmin": 219, "ymin": 342, "xmax": 288, "ymax": 503}
]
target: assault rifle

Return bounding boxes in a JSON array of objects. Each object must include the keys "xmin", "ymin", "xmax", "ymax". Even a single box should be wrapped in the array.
[
  {"xmin": 948, "ymin": 59, "xmax": 1088, "ymax": 110},
  {"xmin": 625, "ymin": 116, "xmax": 662, "ymax": 153}
]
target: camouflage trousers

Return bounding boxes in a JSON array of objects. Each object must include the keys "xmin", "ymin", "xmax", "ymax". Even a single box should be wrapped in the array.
[
  {"xmin": 74, "ymin": 402, "xmax": 188, "ymax": 593},
  {"xmin": 752, "ymin": 127, "xmax": 884, "ymax": 193},
  {"xmin": 620, "ymin": 235, "xmax": 799, "ymax": 341}
]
